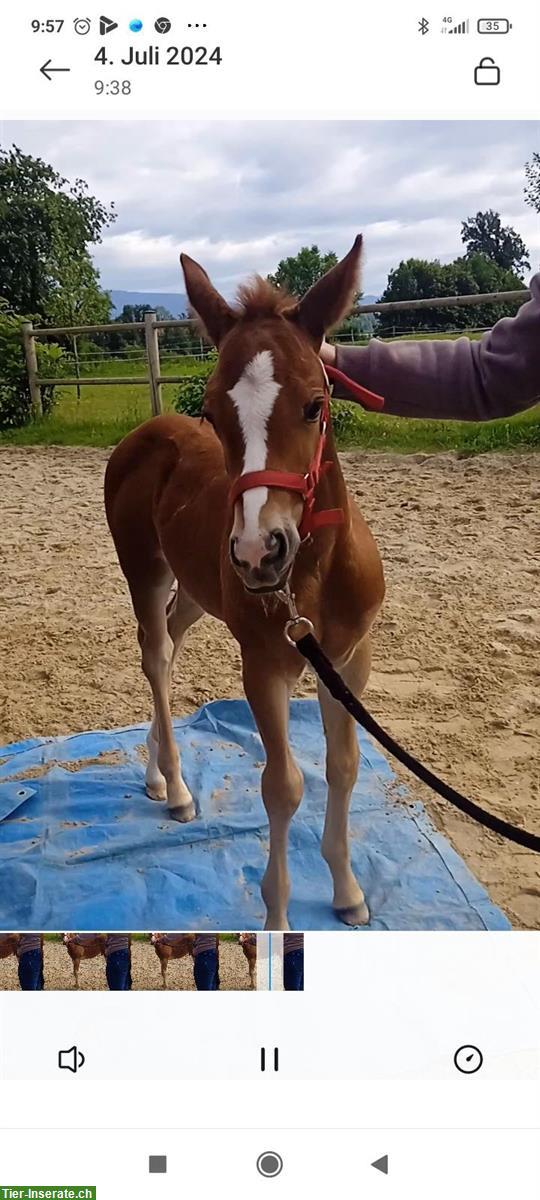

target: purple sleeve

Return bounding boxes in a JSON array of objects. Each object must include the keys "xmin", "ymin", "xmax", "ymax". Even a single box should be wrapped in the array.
[{"xmin": 335, "ymin": 274, "xmax": 540, "ymax": 421}]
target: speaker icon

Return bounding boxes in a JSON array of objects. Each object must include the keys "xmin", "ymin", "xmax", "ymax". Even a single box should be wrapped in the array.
[{"xmin": 58, "ymin": 1045, "xmax": 86, "ymax": 1073}]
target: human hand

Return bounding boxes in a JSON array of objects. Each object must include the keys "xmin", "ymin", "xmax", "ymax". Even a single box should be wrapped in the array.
[{"xmin": 319, "ymin": 340, "xmax": 337, "ymax": 367}]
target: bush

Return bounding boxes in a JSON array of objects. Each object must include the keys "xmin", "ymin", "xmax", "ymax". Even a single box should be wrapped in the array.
[
  {"xmin": 329, "ymin": 400, "xmax": 365, "ymax": 444},
  {"xmin": 0, "ymin": 302, "xmax": 65, "ymax": 429},
  {"xmin": 174, "ymin": 374, "xmax": 208, "ymax": 417},
  {"xmin": 37, "ymin": 342, "xmax": 67, "ymax": 417},
  {"xmin": 173, "ymin": 354, "xmax": 216, "ymax": 417},
  {"xmin": 0, "ymin": 305, "xmax": 31, "ymax": 428}
]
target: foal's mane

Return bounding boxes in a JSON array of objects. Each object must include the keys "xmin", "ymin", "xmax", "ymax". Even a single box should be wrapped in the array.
[
  {"xmin": 234, "ymin": 276, "xmax": 296, "ymax": 321},
  {"xmin": 187, "ymin": 273, "xmax": 298, "ymax": 343}
]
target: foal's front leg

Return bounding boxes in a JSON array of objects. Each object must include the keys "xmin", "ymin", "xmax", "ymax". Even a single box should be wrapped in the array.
[
  {"xmin": 318, "ymin": 637, "xmax": 372, "ymax": 926},
  {"xmin": 134, "ymin": 577, "xmax": 195, "ymax": 820},
  {"xmin": 242, "ymin": 654, "xmax": 303, "ymax": 931}
]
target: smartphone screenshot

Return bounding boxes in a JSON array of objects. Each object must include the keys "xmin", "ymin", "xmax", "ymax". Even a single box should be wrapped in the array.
[{"xmin": 0, "ymin": 2, "xmax": 538, "ymax": 1196}]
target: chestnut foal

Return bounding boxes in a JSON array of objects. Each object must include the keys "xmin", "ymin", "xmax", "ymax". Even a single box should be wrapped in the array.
[
  {"xmin": 105, "ymin": 236, "xmax": 384, "ymax": 930},
  {"xmin": 62, "ymin": 933, "xmax": 107, "ymax": 989},
  {"xmin": 150, "ymin": 933, "xmax": 195, "ymax": 988}
]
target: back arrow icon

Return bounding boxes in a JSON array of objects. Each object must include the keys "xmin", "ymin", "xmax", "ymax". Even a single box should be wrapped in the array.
[{"xmin": 40, "ymin": 60, "xmax": 71, "ymax": 82}]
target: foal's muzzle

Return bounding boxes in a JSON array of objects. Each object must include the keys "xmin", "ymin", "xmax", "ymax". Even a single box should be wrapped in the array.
[{"xmin": 230, "ymin": 526, "xmax": 298, "ymax": 593}]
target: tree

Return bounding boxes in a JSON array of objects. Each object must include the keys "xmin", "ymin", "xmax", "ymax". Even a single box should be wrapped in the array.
[
  {"xmin": 103, "ymin": 303, "xmax": 183, "ymax": 355},
  {"xmin": 377, "ymin": 258, "xmax": 445, "ymax": 333},
  {"xmin": 461, "ymin": 210, "xmax": 530, "ymax": 277},
  {"xmin": 377, "ymin": 253, "xmax": 527, "ymax": 335},
  {"xmin": 267, "ymin": 245, "xmax": 339, "ymax": 297},
  {"xmin": 451, "ymin": 253, "xmax": 528, "ymax": 326},
  {"xmin": 524, "ymin": 152, "xmax": 540, "ymax": 214},
  {"xmin": 108, "ymin": 303, "xmax": 150, "ymax": 350},
  {"xmin": 0, "ymin": 298, "xmax": 65, "ymax": 429},
  {"xmin": 46, "ymin": 257, "xmax": 112, "ymax": 398},
  {"xmin": 0, "ymin": 144, "xmax": 116, "ymax": 318},
  {"xmin": 154, "ymin": 308, "xmax": 196, "ymax": 354},
  {"xmin": 48, "ymin": 260, "xmax": 111, "ymax": 330},
  {"xmin": 115, "ymin": 303, "xmax": 152, "ymax": 324}
]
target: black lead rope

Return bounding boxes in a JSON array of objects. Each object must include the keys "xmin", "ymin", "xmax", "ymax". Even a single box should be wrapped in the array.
[{"xmin": 295, "ymin": 632, "xmax": 540, "ymax": 854}]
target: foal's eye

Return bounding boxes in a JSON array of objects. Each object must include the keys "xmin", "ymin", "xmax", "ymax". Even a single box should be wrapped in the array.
[{"xmin": 303, "ymin": 398, "xmax": 324, "ymax": 423}]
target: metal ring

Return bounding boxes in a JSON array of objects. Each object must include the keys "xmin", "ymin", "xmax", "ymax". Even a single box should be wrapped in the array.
[{"xmin": 284, "ymin": 616, "xmax": 315, "ymax": 646}]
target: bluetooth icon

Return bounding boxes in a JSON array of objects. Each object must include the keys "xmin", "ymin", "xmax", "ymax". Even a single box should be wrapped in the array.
[{"xmin": 418, "ymin": 17, "xmax": 430, "ymax": 35}]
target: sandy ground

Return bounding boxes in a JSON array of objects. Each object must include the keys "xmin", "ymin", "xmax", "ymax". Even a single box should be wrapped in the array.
[
  {"xmin": 0, "ymin": 446, "xmax": 538, "ymax": 929},
  {"xmin": 0, "ymin": 939, "xmax": 253, "ymax": 990}
]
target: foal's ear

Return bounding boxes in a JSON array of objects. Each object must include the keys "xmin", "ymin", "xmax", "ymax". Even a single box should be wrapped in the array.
[
  {"xmin": 288, "ymin": 235, "xmax": 363, "ymax": 348},
  {"xmin": 180, "ymin": 253, "xmax": 236, "ymax": 347}
]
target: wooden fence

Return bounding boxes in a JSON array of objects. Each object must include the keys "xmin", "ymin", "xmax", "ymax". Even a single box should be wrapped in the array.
[{"xmin": 22, "ymin": 288, "xmax": 530, "ymax": 419}]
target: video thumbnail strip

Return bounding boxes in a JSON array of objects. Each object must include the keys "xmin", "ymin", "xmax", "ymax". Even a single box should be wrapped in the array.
[{"xmin": 0, "ymin": 933, "xmax": 304, "ymax": 991}]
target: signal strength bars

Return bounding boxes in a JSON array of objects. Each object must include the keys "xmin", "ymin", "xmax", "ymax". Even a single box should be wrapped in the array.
[{"xmin": 447, "ymin": 19, "xmax": 470, "ymax": 34}]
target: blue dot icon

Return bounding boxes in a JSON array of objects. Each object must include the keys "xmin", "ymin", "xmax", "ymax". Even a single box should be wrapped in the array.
[{"xmin": 129, "ymin": 18, "xmax": 143, "ymax": 32}]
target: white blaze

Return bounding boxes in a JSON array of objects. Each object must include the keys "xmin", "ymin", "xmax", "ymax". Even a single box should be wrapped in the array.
[{"xmin": 228, "ymin": 350, "xmax": 280, "ymax": 563}]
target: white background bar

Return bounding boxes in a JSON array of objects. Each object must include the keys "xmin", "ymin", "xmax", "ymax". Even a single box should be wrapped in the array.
[
  {"xmin": 0, "ymin": 1, "xmax": 539, "ymax": 119},
  {"xmin": 1, "ymin": 934, "xmax": 538, "ymax": 1081},
  {"xmin": 0, "ymin": 1127, "xmax": 537, "ymax": 1198}
]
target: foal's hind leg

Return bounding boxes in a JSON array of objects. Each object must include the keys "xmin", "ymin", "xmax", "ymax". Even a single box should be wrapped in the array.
[
  {"xmin": 318, "ymin": 637, "xmax": 372, "ymax": 926},
  {"xmin": 145, "ymin": 585, "xmax": 203, "ymax": 803},
  {"xmin": 133, "ymin": 572, "xmax": 199, "ymax": 820}
]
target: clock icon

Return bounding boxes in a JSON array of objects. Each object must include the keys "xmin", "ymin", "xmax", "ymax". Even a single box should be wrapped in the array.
[{"xmin": 454, "ymin": 1045, "xmax": 484, "ymax": 1074}]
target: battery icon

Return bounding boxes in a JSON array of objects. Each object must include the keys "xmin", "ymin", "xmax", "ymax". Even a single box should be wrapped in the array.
[{"xmin": 477, "ymin": 18, "xmax": 512, "ymax": 33}]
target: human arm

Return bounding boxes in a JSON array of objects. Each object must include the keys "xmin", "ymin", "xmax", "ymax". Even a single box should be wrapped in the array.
[{"xmin": 323, "ymin": 275, "xmax": 540, "ymax": 421}]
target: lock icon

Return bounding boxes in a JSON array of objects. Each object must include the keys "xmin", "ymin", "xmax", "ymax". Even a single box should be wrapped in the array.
[{"xmin": 474, "ymin": 56, "xmax": 501, "ymax": 85}]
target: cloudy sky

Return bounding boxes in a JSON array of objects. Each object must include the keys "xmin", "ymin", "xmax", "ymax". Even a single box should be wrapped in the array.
[{"xmin": 2, "ymin": 120, "xmax": 538, "ymax": 296}]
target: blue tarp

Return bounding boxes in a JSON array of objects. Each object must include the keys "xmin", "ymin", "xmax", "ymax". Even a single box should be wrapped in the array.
[{"xmin": 0, "ymin": 699, "xmax": 509, "ymax": 931}]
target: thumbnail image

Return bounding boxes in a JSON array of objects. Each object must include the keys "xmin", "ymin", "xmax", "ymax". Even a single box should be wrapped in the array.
[
  {"xmin": 1, "ymin": 932, "xmax": 254, "ymax": 992},
  {"xmin": 0, "ymin": 121, "xmax": 538, "ymax": 934},
  {"xmin": 0, "ymin": 933, "xmax": 304, "ymax": 991}
]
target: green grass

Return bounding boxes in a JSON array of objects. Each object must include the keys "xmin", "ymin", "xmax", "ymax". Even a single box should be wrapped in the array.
[
  {"xmin": 338, "ymin": 330, "xmax": 484, "ymax": 346},
  {"xmin": 1, "ymin": 344, "xmax": 538, "ymax": 454},
  {"xmin": 0, "ymin": 357, "xmax": 205, "ymax": 448},
  {"xmin": 334, "ymin": 401, "xmax": 540, "ymax": 453}
]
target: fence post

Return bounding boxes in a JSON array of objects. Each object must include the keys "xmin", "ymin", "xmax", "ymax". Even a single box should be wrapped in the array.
[
  {"xmin": 22, "ymin": 322, "xmax": 43, "ymax": 418},
  {"xmin": 145, "ymin": 311, "xmax": 163, "ymax": 416}
]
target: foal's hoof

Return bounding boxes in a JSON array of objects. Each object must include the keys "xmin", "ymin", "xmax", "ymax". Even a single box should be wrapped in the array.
[
  {"xmin": 146, "ymin": 784, "xmax": 167, "ymax": 802},
  {"xmin": 335, "ymin": 900, "xmax": 370, "ymax": 927},
  {"xmin": 169, "ymin": 802, "xmax": 197, "ymax": 823}
]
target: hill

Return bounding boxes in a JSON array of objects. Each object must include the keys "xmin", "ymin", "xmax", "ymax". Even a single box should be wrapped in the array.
[
  {"xmin": 109, "ymin": 289, "xmax": 381, "ymax": 318},
  {"xmin": 110, "ymin": 290, "xmax": 189, "ymax": 317}
]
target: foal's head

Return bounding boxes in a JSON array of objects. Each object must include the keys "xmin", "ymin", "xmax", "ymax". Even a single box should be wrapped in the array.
[{"xmin": 180, "ymin": 236, "xmax": 362, "ymax": 593}]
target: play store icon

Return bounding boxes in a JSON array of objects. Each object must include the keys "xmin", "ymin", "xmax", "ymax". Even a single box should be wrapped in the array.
[{"xmin": 100, "ymin": 15, "xmax": 119, "ymax": 34}]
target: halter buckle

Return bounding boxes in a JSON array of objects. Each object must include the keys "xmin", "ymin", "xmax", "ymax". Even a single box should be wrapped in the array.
[
  {"xmin": 276, "ymin": 584, "xmax": 315, "ymax": 646},
  {"xmin": 284, "ymin": 615, "xmax": 315, "ymax": 646}
]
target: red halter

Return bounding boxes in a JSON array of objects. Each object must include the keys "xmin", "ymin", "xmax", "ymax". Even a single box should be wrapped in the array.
[{"xmin": 228, "ymin": 365, "xmax": 385, "ymax": 541}]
